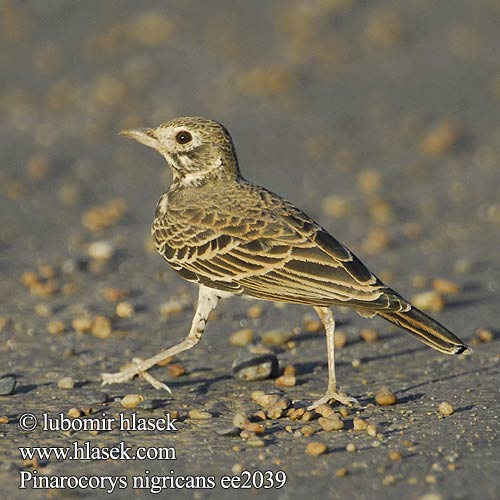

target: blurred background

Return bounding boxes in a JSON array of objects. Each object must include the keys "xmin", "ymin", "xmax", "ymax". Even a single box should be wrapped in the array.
[
  {"xmin": 2, "ymin": 0, "xmax": 500, "ymax": 259},
  {"xmin": 1, "ymin": 0, "xmax": 500, "ymax": 279},
  {"xmin": 1, "ymin": 1, "xmax": 499, "ymax": 498}
]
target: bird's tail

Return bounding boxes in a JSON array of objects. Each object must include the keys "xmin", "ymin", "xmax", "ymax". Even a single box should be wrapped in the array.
[{"xmin": 378, "ymin": 306, "xmax": 471, "ymax": 355}]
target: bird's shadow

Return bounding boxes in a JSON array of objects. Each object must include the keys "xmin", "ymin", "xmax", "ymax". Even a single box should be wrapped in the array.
[
  {"xmin": 293, "ymin": 344, "xmax": 427, "ymax": 376},
  {"xmin": 398, "ymin": 364, "xmax": 498, "ymax": 393}
]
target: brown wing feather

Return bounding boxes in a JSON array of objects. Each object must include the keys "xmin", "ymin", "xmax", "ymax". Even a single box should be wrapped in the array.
[{"xmin": 152, "ymin": 182, "xmax": 407, "ymax": 311}]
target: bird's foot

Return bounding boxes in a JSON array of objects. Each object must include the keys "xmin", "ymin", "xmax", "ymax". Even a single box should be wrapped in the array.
[
  {"xmin": 101, "ymin": 357, "xmax": 172, "ymax": 393},
  {"xmin": 307, "ymin": 387, "xmax": 359, "ymax": 411}
]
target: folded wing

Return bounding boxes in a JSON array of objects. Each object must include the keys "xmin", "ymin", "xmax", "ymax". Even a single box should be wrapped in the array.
[{"xmin": 152, "ymin": 185, "xmax": 409, "ymax": 311}]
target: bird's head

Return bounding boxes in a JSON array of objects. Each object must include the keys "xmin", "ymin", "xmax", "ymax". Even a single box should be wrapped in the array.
[{"xmin": 120, "ymin": 117, "xmax": 240, "ymax": 185}]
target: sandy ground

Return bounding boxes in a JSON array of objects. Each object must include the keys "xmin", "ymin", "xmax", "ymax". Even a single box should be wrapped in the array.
[{"xmin": 1, "ymin": 1, "xmax": 499, "ymax": 499}]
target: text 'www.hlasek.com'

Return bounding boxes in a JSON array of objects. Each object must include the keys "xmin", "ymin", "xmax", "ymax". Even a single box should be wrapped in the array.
[{"xmin": 17, "ymin": 411, "xmax": 287, "ymax": 493}]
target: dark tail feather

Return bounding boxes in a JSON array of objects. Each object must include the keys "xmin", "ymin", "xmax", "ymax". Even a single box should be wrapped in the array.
[{"xmin": 378, "ymin": 306, "xmax": 471, "ymax": 355}]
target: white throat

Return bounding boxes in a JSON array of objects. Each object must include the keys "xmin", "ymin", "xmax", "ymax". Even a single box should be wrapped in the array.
[{"xmin": 178, "ymin": 157, "xmax": 223, "ymax": 186}]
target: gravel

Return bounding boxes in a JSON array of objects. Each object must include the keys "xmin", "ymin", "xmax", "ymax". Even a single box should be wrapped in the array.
[{"xmin": 0, "ymin": 377, "xmax": 16, "ymax": 396}]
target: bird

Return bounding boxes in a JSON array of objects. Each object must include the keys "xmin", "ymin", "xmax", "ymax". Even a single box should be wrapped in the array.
[{"xmin": 101, "ymin": 116, "xmax": 470, "ymax": 409}]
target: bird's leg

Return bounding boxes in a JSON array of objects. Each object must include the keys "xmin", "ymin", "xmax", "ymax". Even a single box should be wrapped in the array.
[
  {"xmin": 307, "ymin": 306, "xmax": 359, "ymax": 410},
  {"xmin": 101, "ymin": 285, "xmax": 221, "ymax": 392}
]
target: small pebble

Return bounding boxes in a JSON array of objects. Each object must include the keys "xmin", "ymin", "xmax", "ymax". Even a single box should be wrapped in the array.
[
  {"xmin": 131, "ymin": 11, "xmax": 174, "ymax": 46},
  {"xmin": 91, "ymin": 316, "xmax": 112, "ymax": 339},
  {"xmin": 247, "ymin": 436, "xmax": 265, "ymax": 448},
  {"xmin": 82, "ymin": 199, "xmax": 126, "ymax": 231},
  {"xmin": 419, "ymin": 118, "xmax": 462, "ymax": 157},
  {"xmin": 418, "ymin": 494, "xmax": 443, "ymax": 500},
  {"xmin": 412, "ymin": 274, "xmax": 428, "ymax": 289},
  {"xmin": 254, "ymin": 410, "xmax": 267, "ymax": 421},
  {"xmin": 432, "ymin": 278, "xmax": 460, "ymax": 295},
  {"xmin": 57, "ymin": 377, "xmax": 75, "ymax": 390},
  {"xmin": 27, "ymin": 154, "xmax": 50, "ymax": 180},
  {"xmin": 476, "ymin": 328, "xmax": 494, "ymax": 343},
  {"xmin": 361, "ymin": 228, "xmax": 391, "ymax": 255},
  {"xmin": 359, "ymin": 328, "xmax": 379, "ymax": 343},
  {"xmin": 232, "ymin": 463, "xmax": 243, "ymax": 474},
  {"xmin": 454, "ymin": 258, "xmax": 471, "ymax": 274},
  {"xmin": 314, "ymin": 404, "xmax": 335, "ymax": 418},
  {"xmin": 138, "ymin": 399, "xmax": 160, "ymax": 410},
  {"xmin": 275, "ymin": 374, "xmax": 296, "ymax": 387},
  {"xmin": 159, "ymin": 298, "xmax": 186, "ymax": 319},
  {"xmin": 357, "ymin": 168, "xmax": 382, "ymax": 194},
  {"xmin": 266, "ymin": 404, "xmax": 285, "ymax": 420},
  {"xmin": 121, "ymin": 394, "xmax": 144, "ymax": 409},
  {"xmin": 34, "ymin": 303, "xmax": 52, "ymax": 317},
  {"xmin": 375, "ymin": 388, "xmax": 398, "ymax": 406},
  {"xmin": 251, "ymin": 392, "xmax": 280, "ymax": 407},
  {"xmin": 438, "ymin": 401, "xmax": 454, "ymax": 416},
  {"xmin": 0, "ymin": 377, "xmax": 16, "ymax": 396},
  {"xmin": 115, "ymin": 301, "xmax": 135, "ymax": 318},
  {"xmin": 261, "ymin": 330, "xmax": 294, "ymax": 346},
  {"xmin": 229, "ymin": 328, "xmax": 254, "ymax": 347},
  {"xmin": 67, "ymin": 408, "xmax": 82, "ymax": 418},
  {"xmin": 87, "ymin": 240, "xmax": 115, "ymax": 261},
  {"xmin": 302, "ymin": 314, "xmax": 322, "ymax": 332},
  {"xmin": 382, "ymin": 474, "xmax": 396, "ymax": 486},
  {"xmin": 38, "ymin": 264, "xmax": 54, "ymax": 279},
  {"xmin": 335, "ymin": 468, "xmax": 348, "ymax": 477},
  {"xmin": 334, "ymin": 330, "xmax": 348, "ymax": 348},
  {"xmin": 232, "ymin": 350, "xmax": 280, "ymax": 381},
  {"xmin": 389, "ymin": 450, "xmax": 402, "ymax": 461},
  {"xmin": 0, "ymin": 317, "xmax": 9, "ymax": 332},
  {"xmin": 246, "ymin": 304, "xmax": 263, "ymax": 319},
  {"xmin": 346, "ymin": 442, "xmax": 357, "ymax": 452},
  {"xmin": 338, "ymin": 407, "xmax": 350, "ymax": 418},
  {"xmin": 411, "ymin": 290, "xmax": 445, "ymax": 312},
  {"xmin": 47, "ymin": 320, "xmax": 65, "ymax": 335},
  {"xmin": 301, "ymin": 411, "xmax": 313, "ymax": 422},
  {"xmin": 188, "ymin": 409, "xmax": 213, "ymax": 420},
  {"xmin": 233, "ymin": 413, "xmax": 250, "ymax": 428},
  {"xmin": 239, "ymin": 430, "xmax": 252, "ymax": 439},
  {"xmin": 364, "ymin": 9, "xmax": 404, "ymax": 48},
  {"xmin": 21, "ymin": 271, "xmax": 39, "ymax": 288},
  {"xmin": 157, "ymin": 356, "xmax": 173, "ymax": 367},
  {"xmin": 322, "ymin": 195, "xmax": 352, "ymax": 219},
  {"xmin": 353, "ymin": 417, "xmax": 368, "ymax": 431},
  {"xmin": 243, "ymin": 422, "xmax": 265, "ymax": 434},
  {"xmin": 306, "ymin": 441, "xmax": 328, "ymax": 456},
  {"xmin": 287, "ymin": 408, "xmax": 305, "ymax": 420},
  {"xmin": 72, "ymin": 316, "xmax": 92, "ymax": 333},
  {"xmin": 319, "ymin": 416, "xmax": 344, "ymax": 431},
  {"xmin": 57, "ymin": 183, "xmax": 80, "ymax": 206},
  {"xmin": 301, "ymin": 425, "xmax": 315, "ymax": 437},
  {"xmin": 103, "ymin": 287, "xmax": 128, "ymax": 301},
  {"xmin": 167, "ymin": 363, "xmax": 185, "ymax": 377},
  {"xmin": 0, "ymin": 416, "xmax": 9, "ymax": 424},
  {"xmin": 367, "ymin": 424, "xmax": 378, "ymax": 437}
]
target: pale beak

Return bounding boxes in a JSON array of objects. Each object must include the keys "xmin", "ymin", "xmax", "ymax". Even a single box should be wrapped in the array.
[{"xmin": 119, "ymin": 128, "xmax": 159, "ymax": 150}]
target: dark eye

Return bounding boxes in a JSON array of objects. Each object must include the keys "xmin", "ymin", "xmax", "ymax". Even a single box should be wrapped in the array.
[{"xmin": 175, "ymin": 130, "xmax": 192, "ymax": 144}]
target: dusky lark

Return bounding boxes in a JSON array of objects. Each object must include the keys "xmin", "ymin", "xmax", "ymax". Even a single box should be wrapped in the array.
[{"xmin": 102, "ymin": 117, "xmax": 470, "ymax": 409}]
